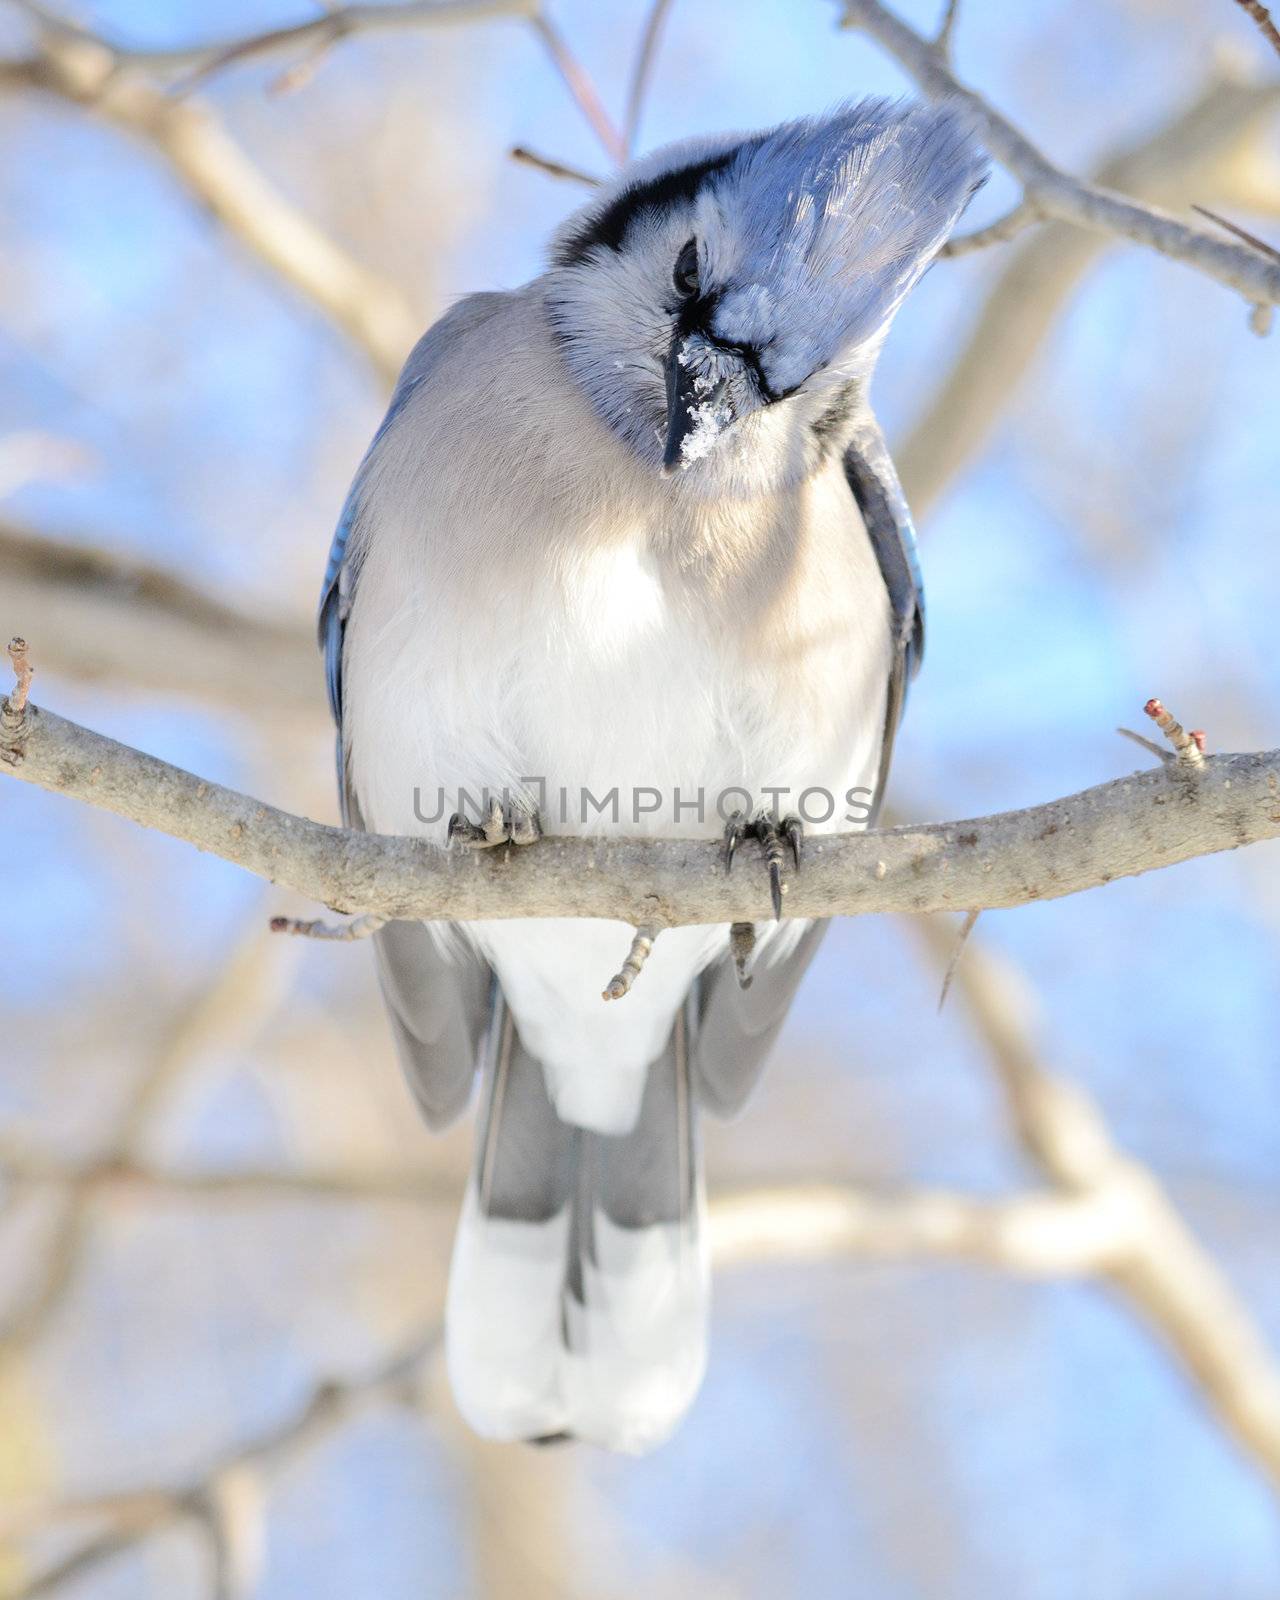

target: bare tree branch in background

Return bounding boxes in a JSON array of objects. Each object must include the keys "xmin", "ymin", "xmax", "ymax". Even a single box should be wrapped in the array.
[
  {"xmin": 912, "ymin": 918, "xmax": 1280, "ymax": 1489},
  {"xmin": 509, "ymin": 144, "xmax": 602, "ymax": 185},
  {"xmin": 4, "ymin": 1155, "xmax": 1255, "ymax": 1594},
  {"xmin": 0, "ymin": 15, "xmax": 422, "ymax": 385},
  {"xmin": 0, "ymin": 916, "xmax": 297, "ymax": 1369},
  {"xmin": 3, "ymin": 1324, "xmax": 442, "ymax": 1600},
  {"xmin": 841, "ymin": 0, "xmax": 1280, "ymax": 309},
  {"xmin": 0, "ymin": 1147, "xmax": 460, "ymax": 1206},
  {"xmin": 899, "ymin": 67, "xmax": 1280, "ymax": 514},
  {"xmin": 0, "ymin": 1145, "xmax": 1137, "ymax": 1268},
  {"xmin": 1231, "ymin": 0, "xmax": 1280, "ymax": 60},
  {"xmin": 528, "ymin": 11, "xmax": 626, "ymax": 163},
  {"xmin": 7, "ymin": 1140, "xmax": 1279, "ymax": 1591},
  {"xmin": 0, "ymin": 523, "xmax": 317, "ymax": 716},
  {"xmin": 150, "ymin": 0, "xmax": 543, "ymax": 90},
  {"xmin": 623, "ymin": 0, "xmax": 676, "ymax": 156}
]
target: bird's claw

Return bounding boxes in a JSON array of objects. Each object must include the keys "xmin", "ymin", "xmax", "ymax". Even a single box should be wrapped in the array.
[
  {"xmin": 721, "ymin": 810, "xmax": 804, "ymax": 920},
  {"xmin": 723, "ymin": 810, "xmax": 748, "ymax": 873},
  {"xmin": 448, "ymin": 796, "xmax": 542, "ymax": 849}
]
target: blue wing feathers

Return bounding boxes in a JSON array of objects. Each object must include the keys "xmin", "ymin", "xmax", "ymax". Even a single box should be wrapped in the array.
[{"xmin": 842, "ymin": 419, "xmax": 924, "ymax": 818}]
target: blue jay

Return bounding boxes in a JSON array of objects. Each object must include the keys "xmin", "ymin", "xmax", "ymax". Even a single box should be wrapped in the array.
[{"xmin": 320, "ymin": 100, "xmax": 985, "ymax": 1452}]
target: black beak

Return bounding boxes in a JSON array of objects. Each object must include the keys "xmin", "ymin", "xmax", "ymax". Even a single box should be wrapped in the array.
[
  {"xmin": 661, "ymin": 330, "xmax": 701, "ymax": 476},
  {"xmin": 660, "ymin": 328, "xmax": 775, "ymax": 476}
]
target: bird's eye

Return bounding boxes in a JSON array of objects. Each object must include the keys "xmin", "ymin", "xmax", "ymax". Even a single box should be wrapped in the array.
[{"xmin": 672, "ymin": 239, "xmax": 699, "ymax": 300}]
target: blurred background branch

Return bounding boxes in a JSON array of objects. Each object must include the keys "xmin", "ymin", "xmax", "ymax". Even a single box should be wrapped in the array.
[
  {"xmin": 911, "ymin": 918, "xmax": 1280, "ymax": 1488},
  {"xmin": 900, "ymin": 64, "xmax": 1280, "ymax": 513},
  {"xmin": 842, "ymin": 0, "xmax": 1280, "ymax": 308},
  {"xmin": 0, "ymin": 523, "xmax": 317, "ymax": 714},
  {"xmin": 0, "ymin": 8, "xmax": 422, "ymax": 385}
]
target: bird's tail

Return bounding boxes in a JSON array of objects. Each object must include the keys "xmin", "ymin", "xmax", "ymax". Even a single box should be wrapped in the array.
[{"xmin": 445, "ymin": 995, "xmax": 707, "ymax": 1453}]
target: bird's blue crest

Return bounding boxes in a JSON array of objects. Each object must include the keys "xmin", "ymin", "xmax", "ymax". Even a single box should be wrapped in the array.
[
  {"xmin": 547, "ymin": 98, "xmax": 986, "ymax": 484},
  {"xmin": 695, "ymin": 98, "xmax": 987, "ymax": 392}
]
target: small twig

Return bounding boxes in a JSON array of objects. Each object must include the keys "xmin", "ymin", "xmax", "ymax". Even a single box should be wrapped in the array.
[
  {"xmin": 933, "ymin": 0, "xmax": 960, "ymax": 58},
  {"xmin": 266, "ymin": 29, "xmax": 343, "ymax": 95},
  {"xmin": 1, "ymin": 636, "xmax": 34, "ymax": 765},
  {"xmin": 1117, "ymin": 725, "xmax": 1173, "ymax": 763},
  {"xmin": 1231, "ymin": 0, "xmax": 1280, "ymax": 59},
  {"xmin": 602, "ymin": 925, "xmax": 658, "ymax": 1000},
  {"xmin": 936, "ymin": 907, "xmax": 979, "ymax": 1011},
  {"xmin": 1192, "ymin": 207, "xmax": 1279, "ymax": 332},
  {"xmin": 939, "ymin": 198, "xmax": 1043, "ymax": 257},
  {"xmin": 1192, "ymin": 204, "xmax": 1280, "ymax": 265},
  {"xmin": 509, "ymin": 145, "xmax": 603, "ymax": 186},
  {"xmin": 170, "ymin": 15, "xmax": 345, "ymax": 96},
  {"xmin": 128, "ymin": 0, "xmax": 539, "ymax": 89},
  {"xmin": 623, "ymin": 0, "xmax": 675, "ymax": 155},
  {"xmin": 269, "ymin": 912, "xmax": 389, "ymax": 941},
  {"xmin": 1145, "ymin": 697, "xmax": 1207, "ymax": 768},
  {"xmin": 5, "ymin": 636, "xmax": 33, "ymax": 716},
  {"xmin": 528, "ymin": 12, "xmax": 627, "ymax": 167}
]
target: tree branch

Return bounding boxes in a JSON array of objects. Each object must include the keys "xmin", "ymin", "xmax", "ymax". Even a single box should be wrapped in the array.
[
  {"xmin": 509, "ymin": 144, "xmax": 602, "ymax": 186},
  {"xmin": 841, "ymin": 0, "xmax": 1280, "ymax": 309},
  {"xmin": 898, "ymin": 68, "xmax": 1280, "ymax": 514},
  {"xmin": 912, "ymin": 918, "xmax": 1280, "ymax": 1489},
  {"xmin": 1, "ymin": 25, "xmax": 421, "ymax": 386},
  {"xmin": 938, "ymin": 197, "xmax": 1043, "ymax": 257},
  {"xmin": 1232, "ymin": 0, "xmax": 1280, "ymax": 61},
  {"xmin": 9, "ymin": 1155, "xmax": 1263, "ymax": 1590},
  {"xmin": 3, "ymin": 1322, "xmax": 442, "ymax": 1597},
  {"xmin": 0, "ymin": 1171, "xmax": 1174, "ymax": 1568},
  {"xmin": 0, "ymin": 915, "xmax": 295, "ymax": 1369},
  {"xmin": 708, "ymin": 1182, "xmax": 1123, "ymax": 1277},
  {"xmin": 2, "ymin": 672, "xmax": 1277, "ymax": 928},
  {"xmin": 527, "ymin": 12, "xmax": 626, "ymax": 166},
  {"xmin": 96, "ymin": 0, "xmax": 541, "ymax": 84},
  {"xmin": 0, "ymin": 522, "xmax": 318, "ymax": 716},
  {"xmin": 623, "ymin": 0, "xmax": 676, "ymax": 156},
  {"xmin": 0, "ymin": 1144, "xmax": 1124, "ymax": 1280}
]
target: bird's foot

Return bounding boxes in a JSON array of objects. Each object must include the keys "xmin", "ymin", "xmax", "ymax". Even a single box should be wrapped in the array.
[
  {"xmin": 723, "ymin": 810, "xmax": 803, "ymax": 919},
  {"xmin": 448, "ymin": 796, "xmax": 542, "ymax": 848}
]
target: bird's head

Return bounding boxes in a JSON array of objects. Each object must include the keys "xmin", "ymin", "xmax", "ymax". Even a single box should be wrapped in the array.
[{"xmin": 546, "ymin": 99, "xmax": 986, "ymax": 496}]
